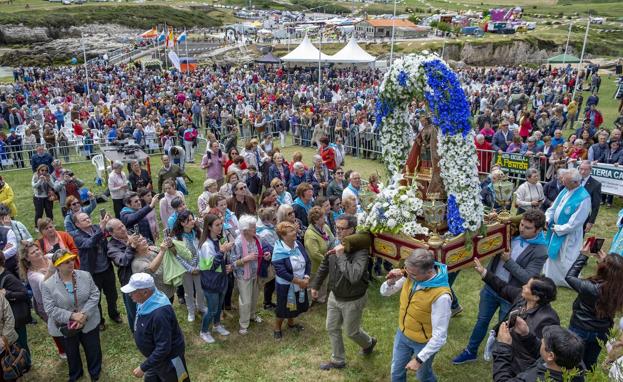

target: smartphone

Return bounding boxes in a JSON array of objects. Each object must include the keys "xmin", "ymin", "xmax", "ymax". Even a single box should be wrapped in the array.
[
  {"xmin": 99, "ymin": 209, "xmax": 106, "ymax": 219},
  {"xmin": 591, "ymin": 238, "xmax": 605, "ymax": 253},
  {"xmin": 507, "ymin": 309, "xmax": 520, "ymax": 328},
  {"xmin": 163, "ymin": 228, "xmax": 171, "ymax": 238},
  {"xmin": 133, "ymin": 224, "xmax": 139, "ymax": 234}
]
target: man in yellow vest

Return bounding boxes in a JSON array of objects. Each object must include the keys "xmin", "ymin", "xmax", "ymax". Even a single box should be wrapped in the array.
[{"xmin": 381, "ymin": 249, "xmax": 452, "ymax": 382}]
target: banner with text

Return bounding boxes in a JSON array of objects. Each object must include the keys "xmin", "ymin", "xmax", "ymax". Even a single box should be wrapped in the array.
[
  {"xmin": 493, "ymin": 152, "xmax": 530, "ymax": 178},
  {"xmin": 591, "ymin": 163, "xmax": 623, "ymax": 196}
]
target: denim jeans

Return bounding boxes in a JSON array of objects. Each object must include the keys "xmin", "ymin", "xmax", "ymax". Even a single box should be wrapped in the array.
[
  {"xmin": 569, "ymin": 325, "xmax": 609, "ymax": 371},
  {"xmin": 447, "ymin": 271, "xmax": 460, "ymax": 310},
  {"xmin": 466, "ymin": 285, "xmax": 512, "ymax": 355},
  {"xmin": 122, "ymin": 293, "xmax": 137, "ymax": 333},
  {"xmin": 391, "ymin": 329, "xmax": 437, "ymax": 382},
  {"xmin": 202, "ymin": 290, "xmax": 225, "ymax": 333}
]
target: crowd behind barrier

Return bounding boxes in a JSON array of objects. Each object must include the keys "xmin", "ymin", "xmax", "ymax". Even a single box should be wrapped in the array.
[{"xmin": 1, "ymin": 61, "xmax": 623, "ymax": 381}]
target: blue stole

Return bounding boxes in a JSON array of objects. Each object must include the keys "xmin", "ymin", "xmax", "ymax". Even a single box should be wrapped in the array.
[
  {"xmin": 545, "ymin": 187, "xmax": 590, "ymax": 260},
  {"xmin": 224, "ymin": 209, "xmax": 234, "ymax": 230},
  {"xmin": 293, "ymin": 197, "xmax": 312, "ymax": 215},
  {"xmin": 609, "ymin": 208, "xmax": 623, "ymax": 255},
  {"xmin": 276, "ymin": 192, "xmax": 287, "ymax": 205}
]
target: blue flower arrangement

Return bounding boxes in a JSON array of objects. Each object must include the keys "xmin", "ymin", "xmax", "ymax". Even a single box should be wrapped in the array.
[
  {"xmin": 397, "ymin": 70, "xmax": 409, "ymax": 87},
  {"xmin": 422, "ymin": 60, "xmax": 472, "ymax": 138},
  {"xmin": 375, "ymin": 98, "xmax": 394, "ymax": 128},
  {"xmin": 446, "ymin": 195, "xmax": 465, "ymax": 236}
]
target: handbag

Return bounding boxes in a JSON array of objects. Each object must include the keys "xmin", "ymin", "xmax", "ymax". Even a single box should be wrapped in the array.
[
  {"xmin": 57, "ymin": 272, "xmax": 81, "ymax": 338},
  {"xmin": 0, "ymin": 335, "xmax": 31, "ymax": 380}
]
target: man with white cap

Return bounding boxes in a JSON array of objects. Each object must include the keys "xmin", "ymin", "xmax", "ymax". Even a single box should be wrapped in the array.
[{"xmin": 122, "ymin": 273, "xmax": 189, "ymax": 381}]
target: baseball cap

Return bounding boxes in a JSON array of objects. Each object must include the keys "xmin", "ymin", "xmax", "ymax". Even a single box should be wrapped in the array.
[{"xmin": 121, "ymin": 273, "xmax": 155, "ymax": 294}]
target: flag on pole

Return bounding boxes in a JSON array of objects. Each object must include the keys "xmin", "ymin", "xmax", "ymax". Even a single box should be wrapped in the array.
[
  {"xmin": 157, "ymin": 30, "xmax": 166, "ymax": 42},
  {"xmin": 177, "ymin": 31, "xmax": 187, "ymax": 44},
  {"xmin": 166, "ymin": 28, "xmax": 175, "ymax": 48},
  {"xmin": 140, "ymin": 27, "xmax": 158, "ymax": 39}
]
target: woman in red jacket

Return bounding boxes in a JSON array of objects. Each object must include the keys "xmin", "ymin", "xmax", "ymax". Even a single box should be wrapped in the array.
[{"xmin": 318, "ymin": 137, "xmax": 336, "ymax": 171}]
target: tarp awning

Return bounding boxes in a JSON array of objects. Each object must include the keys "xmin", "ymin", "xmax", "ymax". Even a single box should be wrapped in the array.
[
  {"xmin": 281, "ymin": 34, "xmax": 331, "ymax": 63},
  {"xmin": 327, "ymin": 36, "xmax": 376, "ymax": 64},
  {"xmin": 255, "ymin": 52, "xmax": 282, "ymax": 64},
  {"xmin": 547, "ymin": 54, "xmax": 581, "ymax": 64}
]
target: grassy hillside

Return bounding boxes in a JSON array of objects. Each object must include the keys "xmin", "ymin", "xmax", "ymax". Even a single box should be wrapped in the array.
[{"xmin": 0, "ymin": 4, "xmax": 222, "ymax": 29}]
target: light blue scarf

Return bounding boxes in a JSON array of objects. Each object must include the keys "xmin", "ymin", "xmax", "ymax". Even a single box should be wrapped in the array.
[
  {"xmin": 545, "ymin": 187, "xmax": 590, "ymax": 260},
  {"xmin": 409, "ymin": 262, "xmax": 449, "ymax": 298},
  {"xmin": 293, "ymin": 197, "xmax": 312, "ymax": 215},
  {"xmin": 273, "ymin": 240, "xmax": 306, "ymax": 310}
]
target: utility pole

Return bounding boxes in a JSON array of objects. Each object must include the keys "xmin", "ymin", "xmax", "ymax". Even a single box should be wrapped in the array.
[{"xmin": 389, "ymin": 0, "xmax": 397, "ymax": 67}]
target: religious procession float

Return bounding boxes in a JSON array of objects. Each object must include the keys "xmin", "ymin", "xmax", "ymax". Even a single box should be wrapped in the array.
[{"xmin": 359, "ymin": 52, "xmax": 513, "ymax": 271}]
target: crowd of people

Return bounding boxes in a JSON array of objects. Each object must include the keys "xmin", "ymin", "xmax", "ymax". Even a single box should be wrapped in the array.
[{"xmin": 0, "ymin": 59, "xmax": 621, "ymax": 382}]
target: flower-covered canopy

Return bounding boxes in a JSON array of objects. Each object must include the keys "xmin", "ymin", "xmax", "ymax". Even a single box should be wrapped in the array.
[{"xmin": 371, "ymin": 53, "xmax": 484, "ymax": 236}]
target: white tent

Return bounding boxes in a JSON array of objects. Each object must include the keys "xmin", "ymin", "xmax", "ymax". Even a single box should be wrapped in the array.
[
  {"xmin": 328, "ymin": 36, "xmax": 376, "ymax": 64},
  {"xmin": 281, "ymin": 34, "xmax": 331, "ymax": 63}
]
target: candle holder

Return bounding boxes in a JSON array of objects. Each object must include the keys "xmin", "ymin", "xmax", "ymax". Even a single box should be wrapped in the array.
[
  {"xmin": 422, "ymin": 193, "xmax": 447, "ymax": 249},
  {"xmin": 494, "ymin": 180, "xmax": 514, "ymax": 221}
]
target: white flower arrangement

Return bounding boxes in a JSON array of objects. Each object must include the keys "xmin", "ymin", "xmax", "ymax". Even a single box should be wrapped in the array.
[
  {"xmin": 360, "ymin": 182, "xmax": 429, "ymax": 236},
  {"xmin": 437, "ymin": 130, "xmax": 485, "ymax": 232}
]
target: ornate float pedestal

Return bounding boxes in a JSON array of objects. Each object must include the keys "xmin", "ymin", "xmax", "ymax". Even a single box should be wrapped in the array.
[{"xmin": 371, "ymin": 221, "xmax": 511, "ymax": 271}]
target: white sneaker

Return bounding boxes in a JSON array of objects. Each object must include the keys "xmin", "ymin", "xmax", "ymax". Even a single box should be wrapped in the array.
[
  {"xmin": 187, "ymin": 313, "xmax": 195, "ymax": 322},
  {"xmin": 252, "ymin": 316, "xmax": 263, "ymax": 323},
  {"xmin": 239, "ymin": 328, "xmax": 248, "ymax": 335},
  {"xmin": 214, "ymin": 325, "xmax": 230, "ymax": 336},
  {"xmin": 200, "ymin": 331, "xmax": 215, "ymax": 344}
]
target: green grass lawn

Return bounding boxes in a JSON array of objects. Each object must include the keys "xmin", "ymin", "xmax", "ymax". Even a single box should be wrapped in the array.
[{"xmin": 5, "ymin": 141, "xmax": 620, "ymax": 381}]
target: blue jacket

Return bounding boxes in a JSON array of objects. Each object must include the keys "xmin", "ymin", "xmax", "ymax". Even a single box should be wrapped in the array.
[
  {"xmin": 134, "ymin": 290, "xmax": 185, "ymax": 372},
  {"xmin": 588, "ymin": 143, "xmax": 608, "ymax": 162},
  {"xmin": 120, "ymin": 206, "xmax": 155, "ymax": 243},
  {"xmin": 30, "ymin": 152, "xmax": 53, "ymax": 172},
  {"xmin": 268, "ymin": 163, "xmax": 291, "ymax": 185},
  {"xmin": 72, "ymin": 225, "xmax": 111, "ymax": 274},
  {"xmin": 491, "ymin": 130, "xmax": 514, "ymax": 152},
  {"xmin": 288, "ymin": 171, "xmax": 311, "ymax": 195}
]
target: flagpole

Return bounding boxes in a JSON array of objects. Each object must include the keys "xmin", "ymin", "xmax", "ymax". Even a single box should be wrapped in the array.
[
  {"xmin": 562, "ymin": 21, "xmax": 572, "ymax": 65},
  {"xmin": 164, "ymin": 23, "xmax": 169, "ymax": 70},
  {"xmin": 572, "ymin": 17, "xmax": 590, "ymax": 101},
  {"xmin": 185, "ymin": 30, "xmax": 189, "ymax": 76}
]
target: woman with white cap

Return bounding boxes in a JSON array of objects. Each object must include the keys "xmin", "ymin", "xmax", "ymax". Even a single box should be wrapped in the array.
[{"xmin": 41, "ymin": 249, "xmax": 102, "ymax": 382}]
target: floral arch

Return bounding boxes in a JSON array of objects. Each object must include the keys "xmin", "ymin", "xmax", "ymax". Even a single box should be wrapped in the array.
[{"xmin": 368, "ymin": 53, "xmax": 484, "ymax": 236}]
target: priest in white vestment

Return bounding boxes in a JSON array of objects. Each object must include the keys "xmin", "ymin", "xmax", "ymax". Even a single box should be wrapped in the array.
[{"xmin": 543, "ymin": 168, "xmax": 591, "ymax": 287}]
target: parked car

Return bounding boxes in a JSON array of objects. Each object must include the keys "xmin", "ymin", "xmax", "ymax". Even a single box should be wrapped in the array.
[{"xmin": 462, "ymin": 26, "xmax": 484, "ymax": 37}]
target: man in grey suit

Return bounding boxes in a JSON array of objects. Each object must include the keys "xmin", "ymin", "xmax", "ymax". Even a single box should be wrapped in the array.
[{"xmin": 453, "ymin": 209, "xmax": 549, "ymax": 365}]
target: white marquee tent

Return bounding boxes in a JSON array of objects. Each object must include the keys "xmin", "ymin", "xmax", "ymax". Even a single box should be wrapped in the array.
[
  {"xmin": 281, "ymin": 34, "xmax": 331, "ymax": 63},
  {"xmin": 327, "ymin": 36, "xmax": 376, "ymax": 64}
]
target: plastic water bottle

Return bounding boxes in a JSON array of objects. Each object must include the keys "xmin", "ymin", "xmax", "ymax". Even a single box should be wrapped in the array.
[{"xmin": 483, "ymin": 330, "xmax": 496, "ymax": 361}]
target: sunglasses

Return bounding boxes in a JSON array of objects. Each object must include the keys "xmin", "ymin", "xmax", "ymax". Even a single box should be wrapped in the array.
[
  {"xmin": 287, "ymin": 211, "xmax": 294, "ymax": 216},
  {"xmin": 237, "ymin": 185, "xmax": 247, "ymax": 190},
  {"xmin": 70, "ymin": 202, "xmax": 81, "ymax": 206}
]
